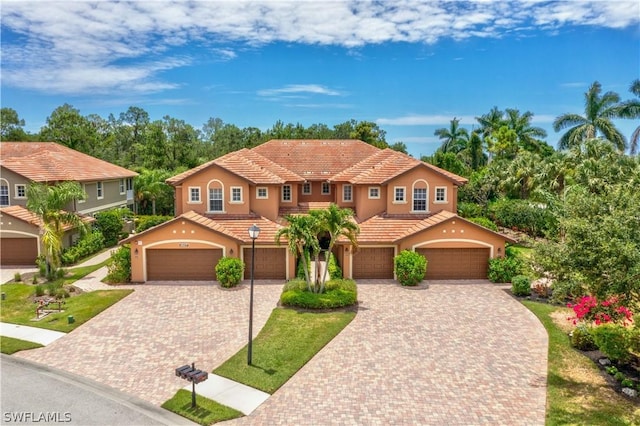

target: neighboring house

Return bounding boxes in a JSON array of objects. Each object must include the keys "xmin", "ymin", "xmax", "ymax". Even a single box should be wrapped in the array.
[
  {"xmin": 126, "ymin": 139, "xmax": 513, "ymax": 283},
  {"xmin": 0, "ymin": 142, "xmax": 137, "ymax": 265}
]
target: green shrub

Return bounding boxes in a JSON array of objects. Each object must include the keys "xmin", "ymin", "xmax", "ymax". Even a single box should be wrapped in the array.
[
  {"xmin": 457, "ymin": 202, "xmax": 485, "ymax": 218},
  {"xmin": 394, "ymin": 250, "xmax": 427, "ymax": 286},
  {"xmin": 488, "ymin": 198, "xmax": 556, "ymax": 237},
  {"xmin": 511, "ymin": 275, "xmax": 532, "ymax": 297},
  {"xmin": 34, "ymin": 285, "xmax": 45, "ymax": 297},
  {"xmin": 606, "ymin": 366, "xmax": 618, "ymax": 375},
  {"xmin": 55, "ymin": 288, "xmax": 70, "ymax": 299},
  {"xmin": 467, "ymin": 217, "xmax": 498, "ymax": 231},
  {"xmin": 280, "ymin": 278, "xmax": 357, "ymax": 309},
  {"xmin": 94, "ymin": 209, "xmax": 127, "ymax": 246},
  {"xmin": 570, "ymin": 324, "xmax": 597, "ymax": 351},
  {"xmin": 488, "ymin": 256, "xmax": 523, "ymax": 283},
  {"xmin": 136, "ymin": 215, "xmax": 173, "ymax": 232},
  {"xmin": 32, "ymin": 275, "xmax": 38, "ymax": 285},
  {"xmin": 61, "ymin": 230, "xmax": 105, "ymax": 265},
  {"xmin": 621, "ymin": 379, "xmax": 634, "ymax": 388},
  {"xmin": 13, "ymin": 272, "xmax": 22, "ymax": 282},
  {"xmin": 215, "ymin": 257, "xmax": 244, "ymax": 288},
  {"xmin": 614, "ymin": 372, "xmax": 625, "ymax": 382},
  {"xmin": 106, "ymin": 246, "xmax": 131, "ymax": 284},
  {"xmin": 591, "ymin": 324, "xmax": 632, "ymax": 363},
  {"xmin": 327, "ymin": 254, "xmax": 342, "ymax": 280}
]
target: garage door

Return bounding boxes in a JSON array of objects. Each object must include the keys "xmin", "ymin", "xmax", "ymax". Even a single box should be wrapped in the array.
[
  {"xmin": 147, "ymin": 249, "xmax": 222, "ymax": 281},
  {"xmin": 243, "ymin": 248, "xmax": 286, "ymax": 280},
  {"xmin": 417, "ymin": 248, "xmax": 490, "ymax": 279},
  {"xmin": 352, "ymin": 247, "xmax": 394, "ymax": 279},
  {"xmin": 0, "ymin": 237, "xmax": 38, "ymax": 265}
]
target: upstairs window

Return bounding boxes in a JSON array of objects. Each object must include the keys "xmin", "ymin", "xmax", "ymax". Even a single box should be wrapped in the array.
[
  {"xmin": 231, "ymin": 187, "xmax": 243, "ymax": 203},
  {"xmin": 322, "ymin": 182, "xmax": 331, "ymax": 195},
  {"xmin": 96, "ymin": 182, "xmax": 104, "ymax": 199},
  {"xmin": 435, "ymin": 187, "xmax": 447, "ymax": 203},
  {"xmin": 368, "ymin": 187, "xmax": 380, "ymax": 199},
  {"xmin": 0, "ymin": 181, "xmax": 9, "ymax": 206},
  {"xmin": 126, "ymin": 178, "xmax": 133, "ymax": 191},
  {"xmin": 119, "ymin": 179, "xmax": 125, "ymax": 194},
  {"xmin": 189, "ymin": 187, "xmax": 201, "ymax": 203},
  {"xmin": 15, "ymin": 184, "xmax": 26, "ymax": 199},
  {"xmin": 394, "ymin": 187, "xmax": 405, "ymax": 203},
  {"xmin": 257, "ymin": 187, "xmax": 268, "ymax": 199},
  {"xmin": 343, "ymin": 184, "xmax": 353, "ymax": 202},
  {"xmin": 413, "ymin": 188, "xmax": 427, "ymax": 211},
  {"xmin": 209, "ymin": 188, "xmax": 223, "ymax": 212},
  {"xmin": 302, "ymin": 182, "xmax": 312, "ymax": 195},
  {"xmin": 282, "ymin": 185, "xmax": 292, "ymax": 202}
]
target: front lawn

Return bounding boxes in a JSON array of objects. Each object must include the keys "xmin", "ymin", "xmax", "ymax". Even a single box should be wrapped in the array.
[
  {"xmin": 0, "ymin": 336, "xmax": 43, "ymax": 354},
  {"xmin": 522, "ymin": 301, "xmax": 640, "ymax": 425},
  {"xmin": 161, "ymin": 390, "xmax": 243, "ymax": 426}
]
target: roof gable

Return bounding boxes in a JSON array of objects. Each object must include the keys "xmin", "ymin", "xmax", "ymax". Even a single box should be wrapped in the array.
[{"xmin": 0, "ymin": 142, "xmax": 138, "ymax": 182}]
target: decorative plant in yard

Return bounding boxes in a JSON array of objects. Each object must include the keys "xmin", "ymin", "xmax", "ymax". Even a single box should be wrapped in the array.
[
  {"xmin": 215, "ymin": 257, "xmax": 244, "ymax": 288},
  {"xmin": 394, "ymin": 250, "xmax": 427, "ymax": 286},
  {"xmin": 567, "ymin": 295, "xmax": 634, "ymax": 327}
]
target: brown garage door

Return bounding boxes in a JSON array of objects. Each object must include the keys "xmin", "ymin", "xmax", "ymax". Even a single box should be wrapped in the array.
[
  {"xmin": 417, "ymin": 248, "xmax": 490, "ymax": 279},
  {"xmin": 0, "ymin": 238, "xmax": 38, "ymax": 265},
  {"xmin": 352, "ymin": 247, "xmax": 395, "ymax": 279},
  {"xmin": 243, "ymin": 248, "xmax": 286, "ymax": 280},
  {"xmin": 147, "ymin": 248, "xmax": 222, "ymax": 281}
]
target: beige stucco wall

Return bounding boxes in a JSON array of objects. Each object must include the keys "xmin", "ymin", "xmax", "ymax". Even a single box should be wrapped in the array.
[
  {"xmin": 385, "ymin": 167, "xmax": 458, "ymax": 215},
  {"xmin": 353, "ymin": 185, "xmax": 386, "ymax": 220},
  {"xmin": 250, "ymin": 185, "xmax": 281, "ymax": 220},
  {"xmin": 298, "ymin": 181, "xmax": 336, "ymax": 204},
  {"xmin": 0, "ymin": 168, "xmax": 31, "ymax": 208}
]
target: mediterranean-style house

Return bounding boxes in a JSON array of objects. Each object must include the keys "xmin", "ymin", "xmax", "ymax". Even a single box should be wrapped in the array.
[
  {"xmin": 125, "ymin": 139, "xmax": 513, "ymax": 283},
  {"xmin": 0, "ymin": 142, "xmax": 138, "ymax": 265}
]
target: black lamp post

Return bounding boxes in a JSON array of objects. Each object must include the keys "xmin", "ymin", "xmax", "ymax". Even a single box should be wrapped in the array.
[{"xmin": 247, "ymin": 223, "xmax": 260, "ymax": 365}]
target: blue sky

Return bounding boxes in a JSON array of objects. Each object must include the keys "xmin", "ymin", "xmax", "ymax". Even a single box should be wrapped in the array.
[{"xmin": 1, "ymin": 0, "xmax": 638, "ymax": 158}]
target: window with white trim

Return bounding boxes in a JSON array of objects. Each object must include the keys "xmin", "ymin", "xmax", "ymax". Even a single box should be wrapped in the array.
[
  {"xmin": 0, "ymin": 181, "xmax": 9, "ymax": 206},
  {"xmin": 322, "ymin": 182, "xmax": 330, "ymax": 195},
  {"xmin": 282, "ymin": 184, "xmax": 292, "ymax": 202},
  {"xmin": 435, "ymin": 187, "xmax": 447, "ymax": 203},
  {"xmin": 343, "ymin": 184, "xmax": 352, "ymax": 202},
  {"xmin": 394, "ymin": 187, "xmax": 405, "ymax": 203},
  {"xmin": 189, "ymin": 187, "xmax": 201, "ymax": 203},
  {"xmin": 209, "ymin": 188, "xmax": 223, "ymax": 212},
  {"xmin": 119, "ymin": 179, "xmax": 125, "ymax": 194},
  {"xmin": 368, "ymin": 187, "xmax": 380, "ymax": 199},
  {"xmin": 230, "ymin": 187, "xmax": 243, "ymax": 203},
  {"xmin": 302, "ymin": 182, "xmax": 311, "ymax": 195},
  {"xmin": 126, "ymin": 178, "xmax": 133, "ymax": 191},
  {"xmin": 15, "ymin": 184, "xmax": 26, "ymax": 199},
  {"xmin": 257, "ymin": 187, "xmax": 268, "ymax": 199},
  {"xmin": 96, "ymin": 182, "xmax": 104, "ymax": 199},
  {"xmin": 413, "ymin": 188, "xmax": 427, "ymax": 211}
]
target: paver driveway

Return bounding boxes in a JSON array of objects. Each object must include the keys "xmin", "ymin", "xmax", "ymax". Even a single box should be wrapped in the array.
[
  {"xmin": 15, "ymin": 281, "xmax": 283, "ymax": 405},
  {"xmin": 232, "ymin": 281, "xmax": 548, "ymax": 425}
]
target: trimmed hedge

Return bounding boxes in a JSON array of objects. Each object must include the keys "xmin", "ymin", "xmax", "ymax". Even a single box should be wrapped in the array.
[
  {"xmin": 280, "ymin": 278, "xmax": 357, "ymax": 309},
  {"xmin": 511, "ymin": 275, "xmax": 532, "ymax": 297},
  {"xmin": 394, "ymin": 250, "xmax": 426, "ymax": 286},
  {"xmin": 488, "ymin": 198, "xmax": 556, "ymax": 237},
  {"xmin": 215, "ymin": 257, "xmax": 244, "ymax": 288},
  {"xmin": 61, "ymin": 230, "xmax": 105, "ymax": 265},
  {"xmin": 136, "ymin": 215, "xmax": 173, "ymax": 232},
  {"xmin": 488, "ymin": 255, "xmax": 523, "ymax": 283}
]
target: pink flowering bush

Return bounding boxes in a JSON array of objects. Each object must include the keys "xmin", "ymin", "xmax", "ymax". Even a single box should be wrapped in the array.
[{"xmin": 567, "ymin": 295, "xmax": 634, "ymax": 326}]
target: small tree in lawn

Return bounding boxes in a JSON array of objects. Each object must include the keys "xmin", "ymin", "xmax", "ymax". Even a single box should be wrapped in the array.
[
  {"xmin": 275, "ymin": 214, "xmax": 320, "ymax": 292},
  {"xmin": 394, "ymin": 250, "xmax": 427, "ymax": 286}
]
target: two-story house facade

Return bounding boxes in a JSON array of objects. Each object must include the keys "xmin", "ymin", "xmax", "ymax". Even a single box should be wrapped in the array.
[
  {"xmin": 125, "ymin": 139, "xmax": 513, "ymax": 283},
  {"xmin": 0, "ymin": 142, "xmax": 137, "ymax": 265}
]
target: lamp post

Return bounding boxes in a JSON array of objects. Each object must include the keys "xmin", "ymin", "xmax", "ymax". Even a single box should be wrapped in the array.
[{"xmin": 247, "ymin": 223, "xmax": 260, "ymax": 365}]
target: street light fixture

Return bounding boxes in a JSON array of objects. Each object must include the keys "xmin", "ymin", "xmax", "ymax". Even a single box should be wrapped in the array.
[{"xmin": 247, "ymin": 223, "xmax": 260, "ymax": 365}]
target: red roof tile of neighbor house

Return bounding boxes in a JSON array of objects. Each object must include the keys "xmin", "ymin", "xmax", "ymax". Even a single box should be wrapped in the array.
[
  {"xmin": 0, "ymin": 205, "xmax": 95, "ymax": 230},
  {"xmin": 0, "ymin": 142, "xmax": 137, "ymax": 182}
]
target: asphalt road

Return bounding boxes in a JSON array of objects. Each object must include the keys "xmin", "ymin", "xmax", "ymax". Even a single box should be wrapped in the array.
[{"xmin": 0, "ymin": 355, "xmax": 194, "ymax": 426}]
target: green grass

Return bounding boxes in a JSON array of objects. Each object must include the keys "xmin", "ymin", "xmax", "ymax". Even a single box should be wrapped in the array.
[
  {"xmin": 161, "ymin": 390, "xmax": 243, "ymax": 425},
  {"xmin": 0, "ymin": 336, "xmax": 43, "ymax": 354},
  {"xmin": 522, "ymin": 301, "xmax": 640, "ymax": 425},
  {"xmin": 214, "ymin": 307, "xmax": 355, "ymax": 393}
]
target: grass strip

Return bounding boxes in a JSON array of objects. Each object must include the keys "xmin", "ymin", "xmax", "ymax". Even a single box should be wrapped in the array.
[
  {"xmin": 522, "ymin": 300, "xmax": 640, "ymax": 425},
  {"xmin": 161, "ymin": 390, "xmax": 243, "ymax": 425},
  {"xmin": 0, "ymin": 336, "xmax": 43, "ymax": 354},
  {"xmin": 214, "ymin": 307, "xmax": 355, "ymax": 393}
]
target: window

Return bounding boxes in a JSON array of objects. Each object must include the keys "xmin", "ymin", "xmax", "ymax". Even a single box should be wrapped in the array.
[
  {"xmin": 343, "ymin": 184, "xmax": 352, "ymax": 202},
  {"xmin": 302, "ymin": 182, "xmax": 311, "ymax": 195},
  {"xmin": 119, "ymin": 179, "xmax": 125, "ymax": 195},
  {"xmin": 257, "ymin": 187, "xmax": 268, "ymax": 199},
  {"xmin": 126, "ymin": 178, "xmax": 133, "ymax": 191},
  {"xmin": 15, "ymin": 184, "xmax": 26, "ymax": 199},
  {"xmin": 231, "ymin": 187, "xmax": 243, "ymax": 203},
  {"xmin": 322, "ymin": 182, "xmax": 330, "ymax": 195},
  {"xmin": 413, "ymin": 188, "xmax": 427, "ymax": 211},
  {"xmin": 209, "ymin": 188, "xmax": 223, "ymax": 212},
  {"xmin": 0, "ymin": 182, "xmax": 9, "ymax": 206},
  {"xmin": 368, "ymin": 187, "xmax": 380, "ymax": 199},
  {"xmin": 394, "ymin": 187, "xmax": 405, "ymax": 203},
  {"xmin": 78, "ymin": 184, "xmax": 86, "ymax": 203},
  {"xmin": 96, "ymin": 182, "xmax": 104, "ymax": 199},
  {"xmin": 189, "ymin": 187, "xmax": 201, "ymax": 203},
  {"xmin": 435, "ymin": 187, "xmax": 447, "ymax": 203},
  {"xmin": 282, "ymin": 185, "xmax": 292, "ymax": 202}
]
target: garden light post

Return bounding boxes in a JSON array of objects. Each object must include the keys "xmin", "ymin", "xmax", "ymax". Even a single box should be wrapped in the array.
[{"xmin": 247, "ymin": 223, "xmax": 260, "ymax": 365}]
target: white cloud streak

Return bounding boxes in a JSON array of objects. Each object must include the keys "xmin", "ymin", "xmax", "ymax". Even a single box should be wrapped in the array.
[
  {"xmin": 1, "ymin": 1, "xmax": 638, "ymax": 95},
  {"xmin": 377, "ymin": 113, "xmax": 556, "ymax": 126}
]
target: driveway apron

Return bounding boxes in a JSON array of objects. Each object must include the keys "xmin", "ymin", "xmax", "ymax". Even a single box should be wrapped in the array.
[
  {"xmin": 15, "ymin": 282, "xmax": 283, "ymax": 406},
  {"xmin": 232, "ymin": 281, "xmax": 548, "ymax": 425}
]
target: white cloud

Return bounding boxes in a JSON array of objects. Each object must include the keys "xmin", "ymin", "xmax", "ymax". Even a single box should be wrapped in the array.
[
  {"xmin": 258, "ymin": 84, "xmax": 343, "ymax": 97},
  {"xmin": 1, "ymin": 0, "xmax": 638, "ymax": 95},
  {"xmin": 377, "ymin": 114, "xmax": 478, "ymax": 126}
]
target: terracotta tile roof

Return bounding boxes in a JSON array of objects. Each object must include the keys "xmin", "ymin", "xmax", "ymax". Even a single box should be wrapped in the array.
[
  {"xmin": 0, "ymin": 205, "xmax": 94, "ymax": 230},
  {"xmin": 279, "ymin": 202, "xmax": 333, "ymax": 216},
  {"xmin": 252, "ymin": 140, "xmax": 381, "ymax": 180},
  {"xmin": 1, "ymin": 142, "xmax": 137, "ymax": 182}
]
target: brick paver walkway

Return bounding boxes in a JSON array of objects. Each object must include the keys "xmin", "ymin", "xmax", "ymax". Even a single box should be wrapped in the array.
[
  {"xmin": 16, "ymin": 281, "xmax": 283, "ymax": 406},
  {"xmin": 232, "ymin": 281, "xmax": 548, "ymax": 425}
]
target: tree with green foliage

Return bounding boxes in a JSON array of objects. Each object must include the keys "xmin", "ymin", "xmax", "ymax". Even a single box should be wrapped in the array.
[
  {"xmin": 434, "ymin": 117, "xmax": 469, "ymax": 153},
  {"xmin": 275, "ymin": 214, "xmax": 321, "ymax": 292},
  {"xmin": 134, "ymin": 169, "xmax": 173, "ymax": 215},
  {"xmin": 0, "ymin": 108, "xmax": 28, "ymax": 141},
  {"xmin": 26, "ymin": 182, "xmax": 88, "ymax": 278},
  {"xmin": 553, "ymin": 81, "xmax": 626, "ymax": 151},
  {"xmin": 618, "ymin": 79, "xmax": 640, "ymax": 155},
  {"xmin": 39, "ymin": 104, "xmax": 98, "ymax": 154}
]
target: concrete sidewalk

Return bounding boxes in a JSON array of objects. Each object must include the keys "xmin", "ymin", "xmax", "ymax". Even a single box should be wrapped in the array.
[
  {"xmin": 184, "ymin": 374, "xmax": 270, "ymax": 415},
  {"xmin": 0, "ymin": 322, "xmax": 66, "ymax": 345}
]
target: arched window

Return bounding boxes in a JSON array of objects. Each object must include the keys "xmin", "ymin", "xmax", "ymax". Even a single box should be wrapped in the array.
[
  {"xmin": 412, "ymin": 179, "xmax": 429, "ymax": 212},
  {"xmin": 0, "ymin": 179, "xmax": 9, "ymax": 207},
  {"xmin": 207, "ymin": 180, "xmax": 224, "ymax": 213}
]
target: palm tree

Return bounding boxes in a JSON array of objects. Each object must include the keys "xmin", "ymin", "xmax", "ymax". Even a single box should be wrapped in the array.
[
  {"xmin": 313, "ymin": 204, "xmax": 359, "ymax": 291},
  {"xmin": 618, "ymin": 79, "xmax": 640, "ymax": 155},
  {"xmin": 553, "ymin": 81, "xmax": 626, "ymax": 151},
  {"xmin": 434, "ymin": 118, "xmax": 469, "ymax": 153},
  {"xmin": 275, "ymin": 214, "xmax": 320, "ymax": 292},
  {"xmin": 26, "ymin": 182, "xmax": 88, "ymax": 278},
  {"xmin": 476, "ymin": 107, "xmax": 505, "ymax": 139},
  {"xmin": 459, "ymin": 130, "xmax": 486, "ymax": 171},
  {"xmin": 134, "ymin": 169, "xmax": 171, "ymax": 215},
  {"xmin": 504, "ymin": 108, "xmax": 548, "ymax": 152}
]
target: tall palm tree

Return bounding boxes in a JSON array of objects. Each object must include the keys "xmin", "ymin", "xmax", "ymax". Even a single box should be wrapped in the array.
[
  {"xmin": 434, "ymin": 117, "xmax": 469, "ymax": 153},
  {"xmin": 476, "ymin": 106, "xmax": 505, "ymax": 139},
  {"xmin": 553, "ymin": 81, "xmax": 626, "ymax": 151},
  {"xmin": 312, "ymin": 204, "xmax": 359, "ymax": 291},
  {"xmin": 275, "ymin": 214, "xmax": 320, "ymax": 292},
  {"xmin": 134, "ymin": 169, "xmax": 171, "ymax": 215},
  {"xmin": 504, "ymin": 108, "xmax": 548, "ymax": 152},
  {"xmin": 26, "ymin": 182, "xmax": 88, "ymax": 278},
  {"xmin": 618, "ymin": 79, "xmax": 640, "ymax": 155}
]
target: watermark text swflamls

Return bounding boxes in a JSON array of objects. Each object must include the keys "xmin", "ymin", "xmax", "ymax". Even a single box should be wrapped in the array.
[{"xmin": 3, "ymin": 412, "xmax": 71, "ymax": 423}]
